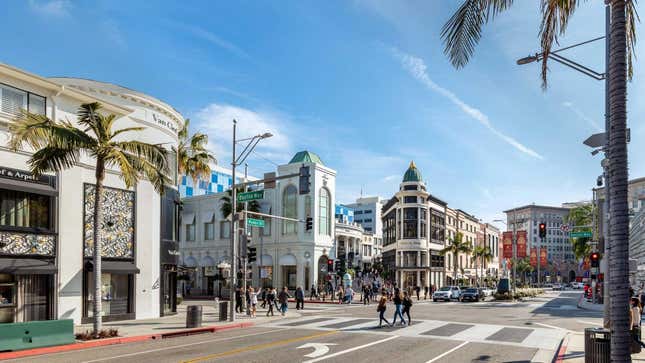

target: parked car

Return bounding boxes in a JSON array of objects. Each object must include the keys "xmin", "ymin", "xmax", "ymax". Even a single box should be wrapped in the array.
[
  {"xmin": 552, "ymin": 283, "xmax": 563, "ymax": 290},
  {"xmin": 460, "ymin": 288, "xmax": 482, "ymax": 302},
  {"xmin": 481, "ymin": 288, "xmax": 494, "ymax": 297},
  {"xmin": 571, "ymin": 282, "xmax": 583, "ymax": 289},
  {"xmin": 433, "ymin": 286, "xmax": 461, "ymax": 301},
  {"xmin": 497, "ymin": 278, "xmax": 510, "ymax": 294}
]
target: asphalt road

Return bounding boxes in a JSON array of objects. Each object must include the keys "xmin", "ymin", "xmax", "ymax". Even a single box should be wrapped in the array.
[{"xmin": 8, "ymin": 290, "xmax": 602, "ymax": 363}]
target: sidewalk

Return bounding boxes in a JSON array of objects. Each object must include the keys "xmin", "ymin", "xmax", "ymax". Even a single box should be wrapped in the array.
[
  {"xmin": 576, "ymin": 294, "xmax": 604, "ymax": 312},
  {"xmin": 0, "ymin": 300, "xmax": 300, "ymax": 360},
  {"xmin": 557, "ymin": 331, "xmax": 645, "ymax": 362}
]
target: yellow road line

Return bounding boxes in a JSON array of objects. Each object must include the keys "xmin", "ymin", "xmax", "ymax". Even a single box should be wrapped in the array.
[{"xmin": 182, "ymin": 330, "xmax": 339, "ymax": 363}]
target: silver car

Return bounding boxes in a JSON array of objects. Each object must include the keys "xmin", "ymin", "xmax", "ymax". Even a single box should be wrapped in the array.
[{"xmin": 433, "ymin": 286, "xmax": 461, "ymax": 301}]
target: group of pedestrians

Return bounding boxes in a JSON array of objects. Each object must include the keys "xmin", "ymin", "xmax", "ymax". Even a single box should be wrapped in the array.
[
  {"xmin": 235, "ymin": 286, "xmax": 292, "ymax": 317},
  {"xmin": 377, "ymin": 288, "xmax": 413, "ymax": 328}
]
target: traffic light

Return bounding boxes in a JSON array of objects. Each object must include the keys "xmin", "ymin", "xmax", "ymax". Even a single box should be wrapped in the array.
[
  {"xmin": 306, "ymin": 217, "xmax": 313, "ymax": 231},
  {"xmin": 334, "ymin": 260, "xmax": 341, "ymax": 272},
  {"xmin": 327, "ymin": 259, "xmax": 334, "ymax": 272},
  {"xmin": 299, "ymin": 165, "xmax": 311, "ymax": 195},
  {"xmin": 590, "ymin": 252, "xmax": 600, "ymax": 268},
  {"xmin": 539, "ymin": 223, "xmax": 547, "ymax": 238},
  {"xmin": 247, "ymin": 247, "xmax": 257, "ymax": 263}
]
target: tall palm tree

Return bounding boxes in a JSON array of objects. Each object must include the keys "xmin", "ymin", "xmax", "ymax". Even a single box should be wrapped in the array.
[
  {"xmin": 9, "ymin": 103, "xmax": 169, "ymax": 336},
  {"xmin": 441, "ymin": 232, "xmax": 473, "ymax": 285},
  {"xmin": 441, "ymin": 1, "xmax": 637, "ymax": 358},
  {"xmin": 175, "ymin": 119, "xmax": 216, "ymax": 184}
]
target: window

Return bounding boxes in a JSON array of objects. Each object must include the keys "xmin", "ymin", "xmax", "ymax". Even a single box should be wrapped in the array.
[
  {"xmin": 420, "ymin": 209, "xmax": 427, "ymax": 238},
  {"xmin": 354, "ymin": 210, "xmax": 363, "ymax": 215},
  {"xmin": 383, "ymin": 210, "xmax": 397, "ymax": 246},
  {"xmin": 261, "ymin": 217, "xmax": 271, "ymax": 236},
  {"xmin": 220, "ymin": 221, "xmax": 230, "ymax": 238},
  {"xmin": 404, "ymin": 196, "xmax": 417, "ymax": 204},
  {"xmin": 403, "ymin": 185, "xmax": 418, "ymax": 191},
  {"xmin": 363, "ymin": 218, "xmax": 372, "ymax": 222},
  {"xmin": 363, "ymin": 210, "xmax": 372, "ymax": 214},
  {"xmin": 185, "ymin": 223, "xmax": 195, "ymax": 241},
  {"xmin": 282, "ymin": 185, "xmax": 297, "ymax": 235},
  {"xmin": 0, "ymin": 189, "xmax": 50, "ymax": 230},
  {"xmin": 204, "ymin": 219, "xmax": 214, "ymax": 240},
  {"xmin": 403, "ymin": 207, "xmax": 418, "ymax": 239},
  {"xmin": 319, "ymin": 188, "xmax": 331, "ymax": 236},
  {"xmin": 0, "ymin": 84, "xmax": 46, "ymax": 116}
]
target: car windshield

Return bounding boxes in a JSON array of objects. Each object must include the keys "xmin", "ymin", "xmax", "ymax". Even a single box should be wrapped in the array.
[
  {"xmin": 466, "ymin": 288, "xmax": 478, "ymax": 293},
  {"xmin": 439, "ymin": 287, "xmax": 450, "ymax": 291}
]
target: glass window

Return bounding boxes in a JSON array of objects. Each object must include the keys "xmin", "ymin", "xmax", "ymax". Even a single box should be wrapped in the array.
[
  {"xmin": 420, "ymin": 209, "xmax": 427, "ymax": 238},
  {"xmin": 282, "ymin": 185, "xmax": 297, "ymax": 235},
  {"xmin": 185, "ymin": 223, "xmax": 195, "ymax": 241},
  {"xmin": 403, "ymin": 207, "xmax": 418, "ymax": 239},
  {"xmin": 204, "ymin": 221, "xmax": 214, "ymax": 240},
  {"xmin": 0, "ymin": 84, "xmax": 46, "ymax": 116},
  {"xmin": 85, "ymin": 272, "xmax": 131, "ymax": 317},
  {"xmin": 0, "ymin": 283, "xmax": 16, "ymax": 307},
  {"xmin": 404, "ymin": 196, "xmax": 417, "ymax": 203},
  {"xmin": 319, "ymin": 188, "xmax": 330, "ymax": 236},
  {"xmin": 261, "ymin": 217, "xmax": 271, "ymax": 236},
  {"xmin": 0, "ymin": 189, "xmax": 50, "ymax": 230},
  {"xmin": 220, "ymin": 221, "xmax": 230, "ymax": 239}
]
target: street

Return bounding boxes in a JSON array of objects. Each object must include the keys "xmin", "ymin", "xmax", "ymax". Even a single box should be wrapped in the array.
[{"xmin": 6, "ymin": 291, "xmax": 603, "ymax": 363}]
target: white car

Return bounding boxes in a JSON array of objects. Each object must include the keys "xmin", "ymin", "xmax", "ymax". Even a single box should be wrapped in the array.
[{"xmin": 433, "ymin": 286, "xmax": 461, "ymax": 301}]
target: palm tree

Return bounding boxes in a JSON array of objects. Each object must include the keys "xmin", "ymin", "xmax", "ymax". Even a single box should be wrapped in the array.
[
  {"xmin": 220, "ymin": 187, "xmax": 261, "ymax": 220},
  {"xmin": 9, "ymin": 103, "xmax": 170, "ymax": 337},
  {"xmin": 481, "ymin": 247, "xmax": 494, "ymax": 287},
  {"xmin": 175, "ymin": 119, "xmax": 216, "ymax": 184},
  {"xmin": 441, "ymin": 232, "xmax": 473, "ymax": 285},
  {"xmin": 441, "ymin": 2, "xmax": 636, "ymax": 358}
]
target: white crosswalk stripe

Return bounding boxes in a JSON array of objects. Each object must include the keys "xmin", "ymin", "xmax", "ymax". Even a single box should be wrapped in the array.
[{"xmin": 260, "ymin": 315, "xmax": 566, "ymax": 350}]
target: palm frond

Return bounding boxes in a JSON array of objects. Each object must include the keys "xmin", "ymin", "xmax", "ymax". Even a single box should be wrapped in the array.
[
  {"xmin": 76, "ymin": 102, "xmax": 104, "ymax": 140},
  {"xmin": 28, "ymin": 146, "xmax": 81, "ymax": 176},
  {"xmin": 441, "ymin": 0, "xmax": 514, "ymax": 69},
  {"xmin": 9, "ymin": 110, "xmax": 96, "ymax": 152},
  {"xmin": 538, "ymin": 0, "xmax": 584, "ymax": 89},
  {"xmin": 626, "ymin": 0, "xmax": 640, "ymax": 80},
  {"xmin": 110, "ymin": 126, "xmax": 145, "ymax": 140}
]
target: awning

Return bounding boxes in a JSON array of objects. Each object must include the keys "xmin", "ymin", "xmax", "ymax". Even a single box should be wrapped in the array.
[
  {"xmin": 85, "ymin": 260, "xmax": 140, "ymax": 274},
  {"xmin": 182, "ymin": 213, "xmax": 195, "ymax": 224},
  {"xmin": 0, "ymin": 178, "xmax": 58, "ymax": 196},
  {"xmin": 201, "ymin": 211, "xmax": 215, "ymax": 223},
  {"xmin": 279, "ymin": 254, "xmax": 297, "ymax": 266},
  {"xmin": 0, "ymin": 258, "xmax": 57, "ymax": 274},
  {"xmin": 201, "ymin": 256, "xmax": 215, "ymax": 267},
  {"xmin": 260, "ymin": 254, "xmax": 273, "ymax": 267}
]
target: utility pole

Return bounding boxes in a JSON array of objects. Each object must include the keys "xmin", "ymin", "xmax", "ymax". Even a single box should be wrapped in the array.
[
  {"xmin": 229, "ymin": 120, "xmax": 237, "ymax": 322},
  {"xmin": 242, "ymin": 163, "xmax": 248, "ymax": 316}
]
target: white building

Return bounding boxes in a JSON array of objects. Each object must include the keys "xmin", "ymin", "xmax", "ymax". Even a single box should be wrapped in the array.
[
  {"xmin": 179, "ymin": 150, "xmax": 336, "ymax": 294},
  {"xmin": 381, "ymin": 161, "xmax": 446, "ymax": 290},
  {"xmin": 0, "ymin": 63, "xmax": 182, "ymax": 324}
]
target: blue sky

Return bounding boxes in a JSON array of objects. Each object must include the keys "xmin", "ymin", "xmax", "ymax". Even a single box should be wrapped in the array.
[{"xmin": 3, "ymin": 0, "xmax": 645, "ymax": 225}]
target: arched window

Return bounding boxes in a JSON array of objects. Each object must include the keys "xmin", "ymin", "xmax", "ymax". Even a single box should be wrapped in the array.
[
  {"xmin": 282, "ymin": 185, "xmax": 297, "ymax": 235},
  {"xmin": 318, "ymin": 188, "xmax": 330, "ymax": 236}
]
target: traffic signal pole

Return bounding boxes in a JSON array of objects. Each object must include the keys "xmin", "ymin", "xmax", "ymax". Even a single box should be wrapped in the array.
[{"xmin": 243, "ymin": 164, "xmax": 248, "ymax": 315}]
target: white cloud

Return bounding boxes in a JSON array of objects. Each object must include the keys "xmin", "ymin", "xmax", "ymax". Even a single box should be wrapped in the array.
[
  {"xmin": 391, "ymin": 47, "xmax": 544, "ymax": 160},
  {"xmin": 382, "ymin": 174, "xmax": 398, "ymax": 182},
  {"xmin": 194, "ymin": 103, "xmax": 292, "ymax": 165},
  {"xmin": 101, "ymin": 20, "xmax": 126, "ymax": 48},
  {"xmin": 180, "ymin": 24, "xmax": 249, "ymax": 60},
  {"xmin": 29, "ymin": 0, "xmax": 71, "ymax": 17},
  {"xmin": 562, "ymin": 101, "xmax": 603, "ymax": 132}
]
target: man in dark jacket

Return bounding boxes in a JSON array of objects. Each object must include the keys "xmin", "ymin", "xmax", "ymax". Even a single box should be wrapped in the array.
[
  {"xmin": 235, "ymin": 288, "xmax": 243, "ymax": 313},
  {"xmin": 278, "ymin": 287, "xmax": 291, "ymax": 316},
  {"xmin": 295, "ymin": 286, "xmax": 305, "ymax": 310}
]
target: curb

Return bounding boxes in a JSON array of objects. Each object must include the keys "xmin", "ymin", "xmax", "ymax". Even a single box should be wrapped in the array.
[
  {"xmin": 0, "ymin": 322, "xmax": 254, "ymax": 360},
  {"xmin": 554, "ymin": 334, "xmax": 569, "ymax": 363}
]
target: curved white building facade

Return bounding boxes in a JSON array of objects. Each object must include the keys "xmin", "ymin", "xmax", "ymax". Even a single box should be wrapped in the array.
[{"xmin": 0, "ymin": 63, "xmax": 183, "ymax": 324}]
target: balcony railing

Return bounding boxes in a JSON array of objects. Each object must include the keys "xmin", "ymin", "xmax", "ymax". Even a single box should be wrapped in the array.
[{"xmin": 0, "ymin": 230, "xmax": 56, "ymax": 256}]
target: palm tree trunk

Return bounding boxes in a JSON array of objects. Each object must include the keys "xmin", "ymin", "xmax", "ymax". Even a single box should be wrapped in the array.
[
  {"xmin": 93, "ymin": 159, "xmax": 106, "ymax": 336},
  {"xmin": 454, "ymin": 253, "xmax": 458, "ymax": 285},
  {"xmin": 608, "ymin": 1, "xmax": 630, "ymax": 360}
]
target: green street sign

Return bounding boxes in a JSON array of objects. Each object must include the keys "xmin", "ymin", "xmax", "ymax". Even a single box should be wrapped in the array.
[
  {"xmin": 237, "ymin": 190, "xmax": 264, "ymax": 202},
  {"xmin": 570, "ymin": 231, "xmax": 593, "ymax": 238},
  {"xmin": 247, "ymin": 218, "xmax": 265, "ymax": 228}
]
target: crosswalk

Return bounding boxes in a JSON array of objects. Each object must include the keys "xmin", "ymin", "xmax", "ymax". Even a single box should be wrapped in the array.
[{"xmin": 260, "ymin": 315, "xmax": 566, "ymax": 350}]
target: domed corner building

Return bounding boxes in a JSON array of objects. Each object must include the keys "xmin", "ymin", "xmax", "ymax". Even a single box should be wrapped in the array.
[
  {"xmin": 0, "ymin": 63, "xmax": 184, "ymax": 324},
  {"xmin": 381, "ymin": 161, "xmax": 447, "ymax": 290}
]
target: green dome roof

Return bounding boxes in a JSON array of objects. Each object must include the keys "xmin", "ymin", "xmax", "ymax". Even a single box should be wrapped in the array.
[
  {"xmin": 289, "ymin": 150, "xmax": 324, "ymax": 165},
  {"xmin": 403, "ymin": 161, "xmax": 422, "ymax": 182}
]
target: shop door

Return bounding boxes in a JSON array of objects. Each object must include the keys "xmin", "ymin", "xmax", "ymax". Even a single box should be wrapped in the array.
[{"xmin": 163, "ymin": 271, "xmax": 177, "ymax": 315}]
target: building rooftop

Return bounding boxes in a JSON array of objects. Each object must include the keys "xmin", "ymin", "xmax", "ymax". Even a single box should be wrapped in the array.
[
  {"xmin": 503, "ymin": 204, "xmax": 571, "ymax": 213},
  {"xmin": 289, "ymin": 150, "xmax": 324, "ymax": 165},
  {"xmin": 402, "ymin": 161, "xmax": 423, "ymax": 183}
]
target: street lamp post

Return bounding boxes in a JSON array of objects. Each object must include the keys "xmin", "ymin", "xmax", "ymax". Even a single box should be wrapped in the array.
[{"xmin": 228, "ymin": 120, "xmax": 272, "ymax": 322}]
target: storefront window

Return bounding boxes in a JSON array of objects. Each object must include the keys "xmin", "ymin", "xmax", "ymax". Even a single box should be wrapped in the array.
[
  {"xmin": 0, "ymin": 283, "xmax": 15, "ymax": 307},
  {"xmin": 282, "ymin": 186, "xmax": 297, "ymax": 235},
  {"xmin": 282, "ymin": 266, "xmax": 297, "ymax": 290},
  {"xmin": 86, "ymin": 272, "xmax": 132, "ymax": 317},
  {"xmin": 403, "ymin": 208, "xmax": 418, "ymax": 239},
  {"xmin": 0, "ymin": 189, "xmax": 50, "ymax": 229}
]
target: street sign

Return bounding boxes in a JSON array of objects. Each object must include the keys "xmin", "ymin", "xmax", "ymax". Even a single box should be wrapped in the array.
[
  {"xmin": 237, "ymin": 190, "xmax": 264, "ymax": 202},
  {"xmin": 570, "ymin": 231, "xmax": 593, "ymax": 238},
  {"xmin": 247, "ymin": 218, "xmax": 265, "ymax": 228},
  {"xmin": 560, "ymin": 224, "xmax": 570, "ymax": 233}
]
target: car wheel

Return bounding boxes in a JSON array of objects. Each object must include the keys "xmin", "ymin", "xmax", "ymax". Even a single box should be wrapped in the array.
[{"xmin": 433, "ymin": 299, "xmax": 437, "ymax": 302}]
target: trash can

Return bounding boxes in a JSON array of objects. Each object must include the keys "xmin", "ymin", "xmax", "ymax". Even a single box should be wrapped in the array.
[
  {"xmin": 186, "ymin": 305, "xmax": 203, "ymax": 328},
  {"xmin": 219, "ymin": 301, "xmax": 228, "ymax": 321},
  {"xmin": 585, "ymin": 327, "xmax": 610, "ymax": 363}
]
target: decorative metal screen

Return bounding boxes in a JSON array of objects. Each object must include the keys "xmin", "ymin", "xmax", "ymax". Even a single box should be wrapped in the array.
[
  {"xmin": 83, "ymin": 184, "xmax": 135, "ymax": 258},
  {"xmin": 0, "ymin": 231, "xmax": 55, "ymax": 256}
]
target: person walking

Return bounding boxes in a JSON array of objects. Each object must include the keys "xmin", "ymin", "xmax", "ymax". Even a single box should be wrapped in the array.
[
  {"xmin": 249, "ymin": 287, "xmax": 258, "ymax": 318},
  {"xmin": 415, "ymin": 286, "xmax": 421, "ymax": 301},
  {"xmin": 424, "ymin": 286, "xmax": 429, "ymax": 300},
  {"xmin": 295, "ymin": 286, "xmax": 305, "ymax": 310},
  {"xmin": 402, "ymin": 291, "xmax": 413, "ymax": 325},
  {"xmin": 345, "ymin": 286, "xmax": 354, "ymax": 304},
  {"xmin": 310, "ymin": 284, "xmax": 317, "ymax": 301},
  {"xmin": 235, "ymin": 287, "xmax": 243, "ymax": 314},
  {"xmin": 630, "ymin": 297, "xmax": 645, "ymax": 352},
  {"xmin": 392, "ymin": 289, "xmax": 406, "ymax": 326},
  {"xmin": 337, "ymin": 287, "xmax": 344, "ymax": 304},
  {"xmin": 245, "ymin": 287, "xmax": 251, "ymax": 316},
  {"xmin": 260, "ymin": 288, "xmax": 267, "ymax": 309},
  {"xmin": 278, "ymin": 287, "xmax": 291, "ymax": 316},
  {"xmin": 363, "ymin": 285, "xmax": 370, "ymax": 305},
  {"xmin": 272, "ymin": 288, "xmax": 280, "ymax": 310},
  {"xmin": 266, "ymin": 288, "xmax": 275, "ymax": 317},
  {"xmin": 377, "ymin": 296, "xmax": 391, "ymax": 328}
]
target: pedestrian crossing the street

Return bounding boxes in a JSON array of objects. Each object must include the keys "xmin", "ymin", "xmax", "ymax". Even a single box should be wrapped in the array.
[{"xmin": 259, "ymin": 315, "xmax": 566, "ymax": 350}]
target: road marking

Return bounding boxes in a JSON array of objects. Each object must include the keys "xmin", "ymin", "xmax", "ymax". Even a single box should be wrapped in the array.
[
  {"xmin": 302, "ymin": 335, "xmax": 399, "ymax": 363},
  {"xmin": 297, "ymin": 342, "xmax": 338, "ymax": 358},
  {"xmin": 577, "ymin": 320, "xmax": 603, "ymax": 326},
  {"xmin": 181, "ymin": 330, "xmax": 338, "ymax": 363},
  {"xmin": 81, "ymin": 330, "xmax": 272, "ymax": 363},
  {"xmin": 425, "ymin": 341, "xmax": 469, "ymax": 363},
  {"xmin": 533, "ymin": 322, "xmax": 572, "ymax": 332}
]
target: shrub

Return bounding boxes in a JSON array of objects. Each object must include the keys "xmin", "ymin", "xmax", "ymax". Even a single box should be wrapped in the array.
[{"xmin": 75, "ymin": 328, "xmax": 119, "ymax": 341}]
